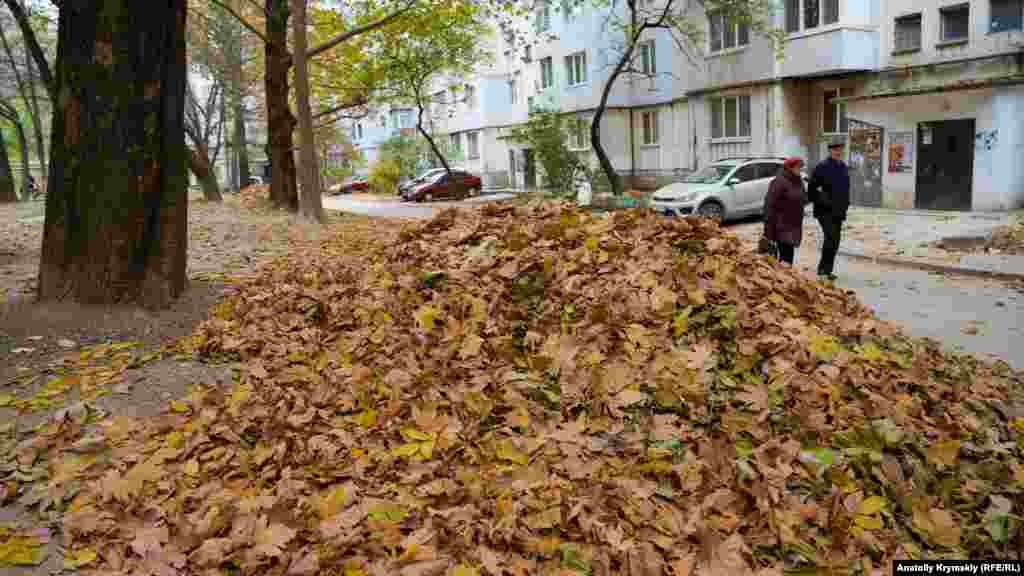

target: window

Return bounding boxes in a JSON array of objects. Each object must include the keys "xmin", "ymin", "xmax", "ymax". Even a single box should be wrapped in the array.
[
  {"xmin": 380, "ymin": 114, "xmax": 386, "ymax": 127},
  {"xmin": 570, "ymin": 116, "xmax": 590, "ymax": 149},
  {"xmin": 396, "ymin": 110, "xmax": 413, "ymax": 129},
  {"xmin": 940, "ymin": 4, "xmax": 970, "ymax": 41},
  {"xmin": 508, "ymin": 77, "xmax": 519, "ymax": 104},
  {"xmin": 354, "ymin": 123, "xmax": 363, "ymax": 140},
  {"xmin": 990, "ymin": 0, "xmax": 1023, "ymax": 32},
  {"xmin": 565, "ymin": 52, "xmax": 587, "ymax": 86},
  {"xmin": 467, "ymin": 131, "xmax": 480, "ymax": 159},
  {"xmin": 639, "ymin": 40, "xmax": 656, "ymax": 76},
  {"xmin": 524, "ymin": 45, "xmax": 532, "ymax": 62},
  {"xmin": 537, "ymin": 1, "xmax": 551, "ymax": 31},
  {"xmin": 540, "ymin": 57, "xmax": 554, "ymax": 89},
  {"xmin": 755, "ymin": 162, "xmax": 783, "ymax": 179},
  {"xmin": 450, "ymin": 133, "xmax": 461, "ymax": 154},
  {"xmin": 823, "ymin": 88, "xmax": 848, "ymax": 134},
  {"xmin": 465, "ymin": 85, "xmax": 476, "ymax": 109},
  {"xmin": 641, "ymin": 110, "xmax": 659, "ymax": 145},
  {"xmin": 733, "ymin": 165, "xmax": 758, "ymax": 182},
  {"xmin": 708, "ymin": 12, "xmax": 750, "ymax": 52},
  {"xmin": 894, "ymin": 13, "xmax": 922, "ymax": 52},
  {"xmin": 785, "ymin": 0, "xmax": 839, "ymax": 33},
  {"xmin": 709, "ymin": 95, "xmax": 751, "ymax": 139}
]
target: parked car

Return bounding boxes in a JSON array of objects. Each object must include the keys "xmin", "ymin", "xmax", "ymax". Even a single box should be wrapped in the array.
[
  {"xmin": 247, "ymin": 175, "xmax": 264, "ymax": 186},
  {"xmin": 402, "ymin": 170, "xmax": 482, "ymax": 202},
  {"xmin": 649, "ymin": 156, "xmax": 807, "ymax": 222},
  {"xmin": 398, "ymin": 167, "xmax": 467, "ymax": 197},
  {"xmin": 328, "ymin": 176, "xmax": 369, "ymax": 196}
]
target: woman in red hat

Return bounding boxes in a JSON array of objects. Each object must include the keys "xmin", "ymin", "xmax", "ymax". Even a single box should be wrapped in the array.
[{"xmin": 761, "ymin": 156, "xmax": 809, "ymax": 265}]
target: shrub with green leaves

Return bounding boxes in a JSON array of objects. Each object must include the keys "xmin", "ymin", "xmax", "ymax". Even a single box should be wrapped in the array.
[{"xmin": 368, "ymin": 159, "xmax": 402, "ymax": 195}]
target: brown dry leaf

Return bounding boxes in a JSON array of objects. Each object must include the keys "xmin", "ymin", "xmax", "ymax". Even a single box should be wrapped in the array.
[{"xmin": 46, "ymin": 201, "xmax": 1024, "ymax": 572}]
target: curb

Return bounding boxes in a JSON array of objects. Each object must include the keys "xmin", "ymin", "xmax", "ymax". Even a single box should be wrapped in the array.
[{"xmin": 837, "ymin": 249, "xmax": 1024, "ymax": 282}]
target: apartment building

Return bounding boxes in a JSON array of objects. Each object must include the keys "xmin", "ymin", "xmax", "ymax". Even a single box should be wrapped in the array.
[{"xmin": 342, "ymin": 0, "xmax": 1023, "ymax": 209}]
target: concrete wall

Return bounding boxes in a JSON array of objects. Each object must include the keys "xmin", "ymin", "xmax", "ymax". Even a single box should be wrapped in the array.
[
  {"xmin": 847, "ymin": 88, "xmax": 1010, "ymax": 210},
  {"xmin": 882, "ymin": 0, "xmax": 1024, "ymax": 70}
]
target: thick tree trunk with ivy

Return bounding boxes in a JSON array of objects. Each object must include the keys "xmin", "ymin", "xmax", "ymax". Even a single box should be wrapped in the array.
[
  {"xmin": 0, "ymin": 128, "xmax": 15, "ymax": 203},
  {"xmin": 264, "ymin": 0, "xmax": 298, "ymax": 211},
  {"xmin": 37, "ymin": 0, "xmax": 188, "ymax": 308}
]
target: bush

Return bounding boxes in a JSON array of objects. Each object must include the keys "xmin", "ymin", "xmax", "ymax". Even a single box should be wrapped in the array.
[{"xmin": 368, "ymin": 159, "xmax": 402, "ymax": 194}]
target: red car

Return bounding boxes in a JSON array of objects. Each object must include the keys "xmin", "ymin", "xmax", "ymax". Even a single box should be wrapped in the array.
[
  {"xmin": 329, "ymin": 177, "xmax": 369, "ymax": 196},
  {"xmin": 403, "ymin": 170, "xmax": 482, "ymax": 202}
]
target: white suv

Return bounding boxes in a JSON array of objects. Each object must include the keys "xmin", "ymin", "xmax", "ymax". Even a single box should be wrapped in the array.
[{"xmin": 650, "ymin": 157, "xmax": 806, "ymax": 222}]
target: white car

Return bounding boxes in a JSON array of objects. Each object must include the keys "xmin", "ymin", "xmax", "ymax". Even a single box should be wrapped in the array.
[{"xmin": 650, "ymin": 157, "xmax": 808, "ymax": 222}]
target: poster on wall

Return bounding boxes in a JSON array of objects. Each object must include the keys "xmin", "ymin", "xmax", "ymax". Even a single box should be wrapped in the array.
[{"xmin": 888, "ymin": 131, "xmax": 914, "ymax": 173}]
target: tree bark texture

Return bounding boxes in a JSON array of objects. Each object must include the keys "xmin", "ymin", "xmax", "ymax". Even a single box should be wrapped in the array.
[
  {"xmin": 37, "ymin": 0, "xmax": 188, "ymax": 308},
  {"xmin": 188, "ymin": 144, "xmax": 222, "ymax": 202},
  {"xmin": 229, "ymin": 28, "xmax": 250, "ymax": 187},
  {"xmin": 264, "ymin": 0, "xmax": 298, "ymax": 211},
  {"xmin": 0, "ymin": 127, "xmax": 15, "ymax": 203},
  {"xmin": 0, "ymin": 102, "xmax": 31, "ymax": 192},
  {"xmin": 291, "ymin": 0, "xmax": 323, "ymax": 222}
]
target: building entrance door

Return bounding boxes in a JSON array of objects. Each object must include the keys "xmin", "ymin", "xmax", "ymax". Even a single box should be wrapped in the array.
[{"xmin": 915, "ymin": 119, "xmax": 974, "ymax": 211}]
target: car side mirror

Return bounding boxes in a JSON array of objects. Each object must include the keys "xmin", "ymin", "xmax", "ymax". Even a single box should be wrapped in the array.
[{"xmin": 727, "ymin": 178, "xmax": 741, "ymax": 186}]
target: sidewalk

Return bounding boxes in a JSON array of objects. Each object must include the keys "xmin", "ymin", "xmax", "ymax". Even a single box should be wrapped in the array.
[
  {"xmin": 836, "ymin": 207, "xmax": 1024, "ymax": 280},
  {"xmin": 729, "ymin": 206, "xmax": 1024, "ymax": 280}
]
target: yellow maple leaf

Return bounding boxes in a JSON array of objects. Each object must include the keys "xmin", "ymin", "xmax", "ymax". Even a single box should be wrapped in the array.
[
  {"xmin": 414, "ymin": 305, "xmax": 439, "ymax": 332},
  {"xmin": 926, "ymin": 439, "xmax": 960, "ymax": 468},
  {"xmin": 452, "ymin": 563, "xmax": 480, "ymax": 576},
  {"xmin": 62, "ymin": 548, "xmax": 98, "ymax": 569},
  {"xmin": 392, "ymin": 443, "xmax": 422, "ymax": 458},
  {"xmin": 183, "ymin": 459, "xmax": 200, "ymax": 477},
  {"xmin": 495, "ymin": 439, "xmax": 528, "ymax": 466}
]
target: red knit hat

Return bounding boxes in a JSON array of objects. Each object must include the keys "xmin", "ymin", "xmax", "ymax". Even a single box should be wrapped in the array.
[{"xmin": 783, "ymin": 157, "xmax": 803, "ymax": 170}]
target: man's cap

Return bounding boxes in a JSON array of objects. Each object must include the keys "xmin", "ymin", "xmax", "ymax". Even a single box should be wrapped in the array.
[
  {"xmin": 827, "ymin": 136, "xmax": 845, "ymax": 149},
  {"xmin": 783, "ymin": 157, "xmax": 804, "ymax": 170}
]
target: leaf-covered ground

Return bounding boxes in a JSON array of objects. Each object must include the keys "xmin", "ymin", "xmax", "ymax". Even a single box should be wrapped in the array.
[{"xmin": 5, "ymin": 201, "xmax": 1024, "ymax": 575}]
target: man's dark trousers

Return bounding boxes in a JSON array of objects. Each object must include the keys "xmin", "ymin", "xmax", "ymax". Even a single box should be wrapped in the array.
[{"xmin": 817, "ymin": 214, "xmax": 843, "ymax": 277}]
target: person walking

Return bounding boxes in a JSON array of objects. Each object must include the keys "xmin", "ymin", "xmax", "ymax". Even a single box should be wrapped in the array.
[
  {"xmin": 762, "ymin": 157, "xmax": 808, "ymax": 265},
  {"xmin": 808, "ymin": 138, "xmax": 851, "ymax": 281}
]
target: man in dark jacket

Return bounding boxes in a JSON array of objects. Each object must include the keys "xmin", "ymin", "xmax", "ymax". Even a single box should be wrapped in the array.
[{"xmin": 808, "ymin": 138, "xmax": 851, "ymax": 281}]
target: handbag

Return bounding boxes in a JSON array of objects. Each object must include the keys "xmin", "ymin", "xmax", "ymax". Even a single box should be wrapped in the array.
[{"xmin": 757, "ymin": 235, "xmax": 778, "ymax": 258}]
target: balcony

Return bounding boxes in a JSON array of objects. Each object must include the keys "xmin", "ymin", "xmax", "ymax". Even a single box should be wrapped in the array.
[{"xmin": 779, "ymin": 26, "xmax": 880, "ymax": 78}]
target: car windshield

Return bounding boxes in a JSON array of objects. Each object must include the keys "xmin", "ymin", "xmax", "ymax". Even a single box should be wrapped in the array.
[{"xmin": 684, "ymin": 165, "xmax": 734, "ymax": 184}]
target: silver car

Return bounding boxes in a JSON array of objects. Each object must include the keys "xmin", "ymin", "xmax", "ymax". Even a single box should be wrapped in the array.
[{"xmin": 650, "ymin": 157, "xmax": 806, "ymax": 222}]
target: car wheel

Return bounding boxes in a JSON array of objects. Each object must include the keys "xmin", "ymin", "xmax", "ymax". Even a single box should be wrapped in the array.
[
  {"xmin": 697, "ymin": 201, "xmax": 725, "ymax": 221},
  {"xmin": 469, "ymin": 187, "xmax": 480, "ymax": 197},
  {"xmin": 425, "ymin": 193, "xmax": 433, "ymax": 202}
]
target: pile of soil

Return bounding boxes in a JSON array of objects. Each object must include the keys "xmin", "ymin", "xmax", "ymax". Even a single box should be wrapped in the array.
[{"xmin": 43, "ymin": 202, "xmax": 1024, "ymax": 574}]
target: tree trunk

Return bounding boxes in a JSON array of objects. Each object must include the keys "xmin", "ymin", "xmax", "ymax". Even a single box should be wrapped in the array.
[
  {"xmin": 0, "ymin": 103, "xmax": 31, "ymax": 192},
  {"xmin": 188, "ymin": 145, "xmax": 223, "ymax": 202},
  {"xmin": 37, "ymin": 0, "xmax": 188, "ymax": 309},
  {"xmin": 591, "ymin": 23, "xmax": 643, "ymax": 197},
  {"xmin": 291, "ymin": 0, "xmax": 323, "ymax": 222},
  {"xmin": 265, "ymin": 0, "xmax": 298, "ymax": 211},
  {"xmin": 230, "ymin": 35, "xmax": 250, "ymax": 187},
  {"xmin": 25, "ymin": 45, "xmax": 47, "ymax": 177},
  {"xmin": 0, "ymin": 127, "xmax": 15, "ymax": 203}
]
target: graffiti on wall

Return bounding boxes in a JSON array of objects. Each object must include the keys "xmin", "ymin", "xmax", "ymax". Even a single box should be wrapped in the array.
[{"xmin": 975, "ymin": 129, "xmax": 998, "ymax": 152}]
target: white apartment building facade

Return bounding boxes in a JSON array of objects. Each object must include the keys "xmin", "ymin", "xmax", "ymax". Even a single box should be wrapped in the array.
[{"xmin": 342, "ymin": 0, "xmax": 1024, "ymax": 210}]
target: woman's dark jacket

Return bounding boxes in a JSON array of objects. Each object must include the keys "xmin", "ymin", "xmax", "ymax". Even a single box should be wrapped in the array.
[{"xmin": 763, "ymin": 169, "xmax": 809, "ymax": 246}]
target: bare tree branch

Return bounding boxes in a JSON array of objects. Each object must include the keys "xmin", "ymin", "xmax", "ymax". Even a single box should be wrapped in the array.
[
  {"xmin": 305, "ymin": 0, "xmax": 416, "ymax": 61},
  {"xmin": 208, "ymin": 0, "xmax": 270, "ymax": 45},
  {"xmin": 1, "ymin": 0, "xmax": 53, "ymax": 97}
]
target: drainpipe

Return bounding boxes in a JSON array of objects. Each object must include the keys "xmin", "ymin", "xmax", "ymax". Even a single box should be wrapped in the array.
[{"xmin": 629, "ymin": 108, "xmax": 636, "ymax": 186}]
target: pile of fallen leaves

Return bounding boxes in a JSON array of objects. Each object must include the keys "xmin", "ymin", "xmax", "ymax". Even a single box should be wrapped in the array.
[
  {"xmin": 936, "ymin": 221, "xmax": 1024, "ymax": 256},
  {"xmin": 238, "ymin": 184, "xmax": 272, "ymax": 209},
  {"xmin": 57, "ymin": 201, "xmax": 1022, "ymax": 574}
]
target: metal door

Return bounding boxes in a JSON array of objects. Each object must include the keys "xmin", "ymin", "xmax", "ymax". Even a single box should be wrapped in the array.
[
  {"xmin": 915, "ymin": 119, "xmax": 974, "ymax": 211},
  {"xmin": 847, "ymin": 119, "xmax": 884, "ymax": 207}
]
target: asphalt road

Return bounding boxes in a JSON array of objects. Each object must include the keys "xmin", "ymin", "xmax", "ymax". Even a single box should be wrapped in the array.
[{"xmin": 322, "ymin": 192, "xmax": 516, "ymax": 219}]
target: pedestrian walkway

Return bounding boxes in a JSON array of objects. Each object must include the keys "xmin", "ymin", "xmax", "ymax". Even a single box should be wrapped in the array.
[{"xmin": 836, "ymin": 207, "xmax": 1024, "ymax": 280}]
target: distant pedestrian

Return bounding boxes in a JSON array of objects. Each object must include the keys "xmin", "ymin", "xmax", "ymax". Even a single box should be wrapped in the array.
[
  {"xmin": 808, "ymin": 138, "xmax": 851, "ymax": 281},
  {"xmin": 762, "ymin": 156, "xmax": 808, "ymax": 265}
]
